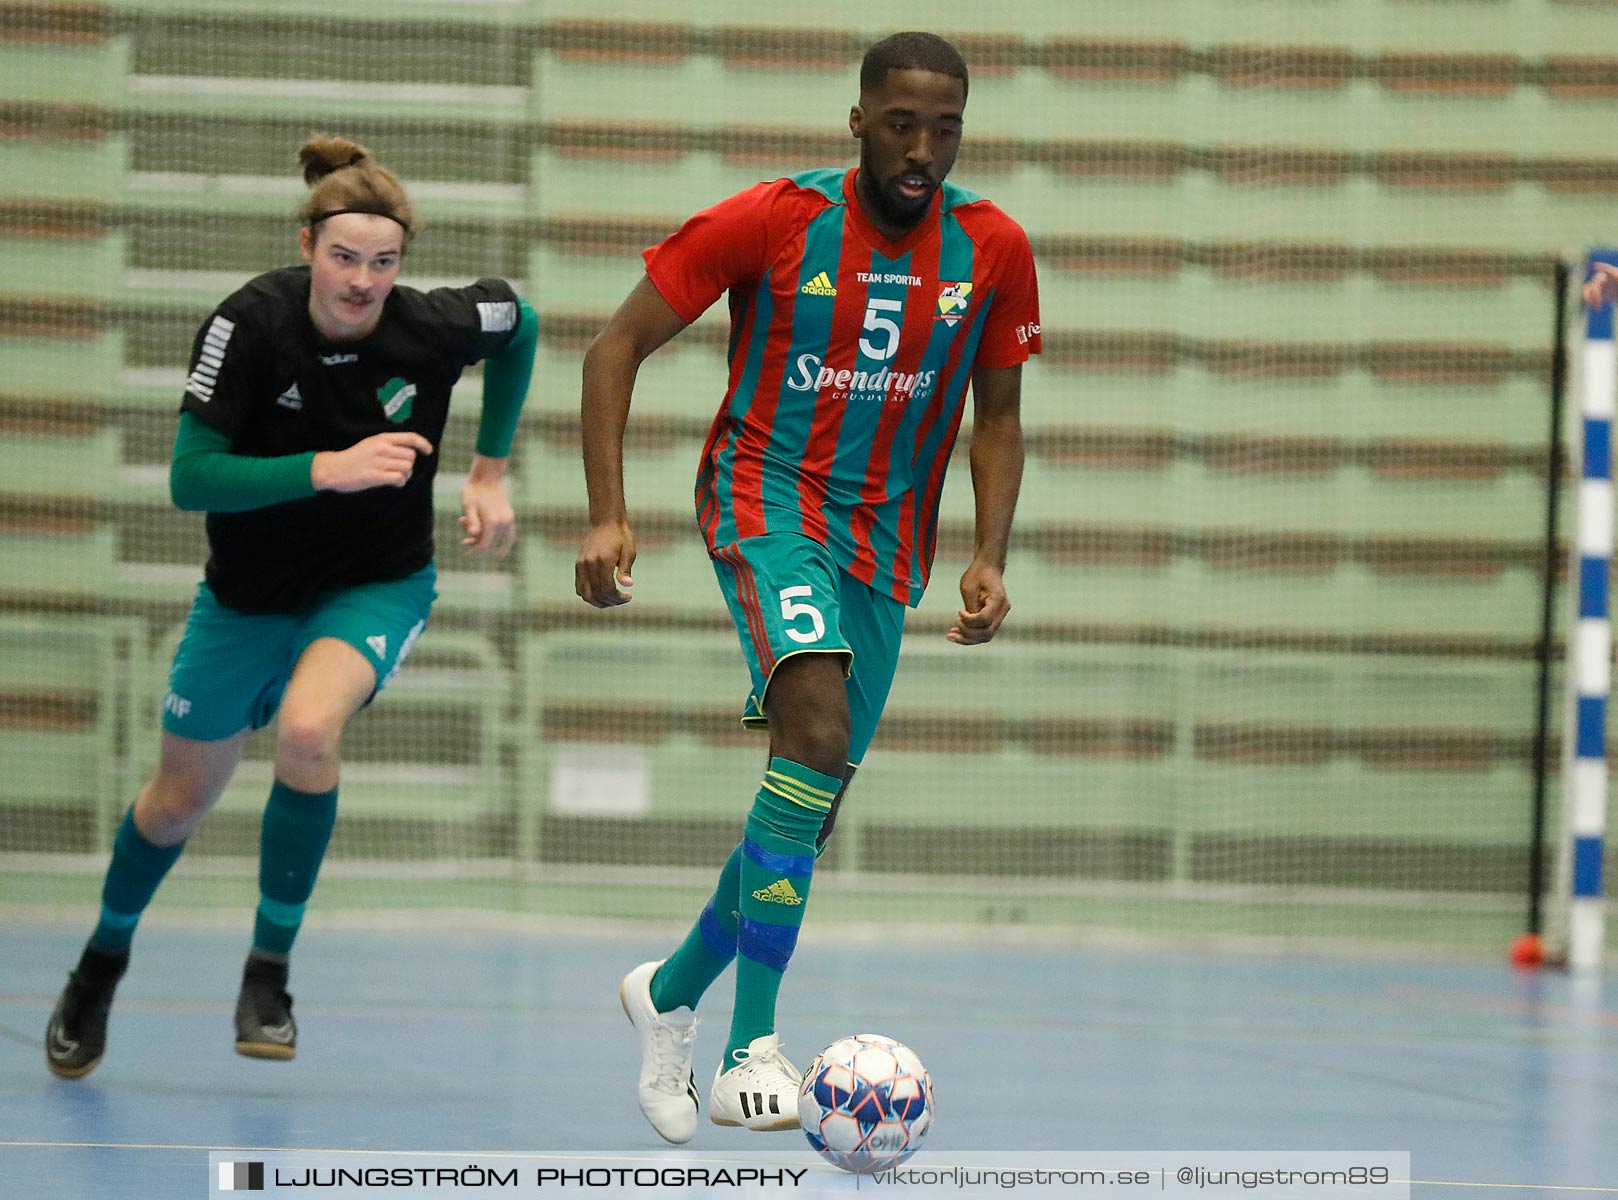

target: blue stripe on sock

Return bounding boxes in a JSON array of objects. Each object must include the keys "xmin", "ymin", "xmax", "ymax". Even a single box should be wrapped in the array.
[
  {"xmin": 698, "ymin": 897, "xmax": 736, "ymax": 958},
  {"xmin": 742, "ymin": 837, "xmax": 816, "ymax": 879},
  {"xmin": 97, "ymin": 907, "xmax": 141, "ymax": 930},
  {"xmin": 737, "ymin": 915, "xmax": 800, "ymax": 972},
  {"xmin": 256, "ymin": 896, "xmax": 306, "ymax": 926}
]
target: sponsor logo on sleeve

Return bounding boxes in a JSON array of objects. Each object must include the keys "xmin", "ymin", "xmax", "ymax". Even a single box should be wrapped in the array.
[
  {"xmin": 185, "ymin": 314, "xmax": 236, "ymax": 402},
  {"xmin": 477, "ymin": 300, "xmax": 517, "ymax": 333}
]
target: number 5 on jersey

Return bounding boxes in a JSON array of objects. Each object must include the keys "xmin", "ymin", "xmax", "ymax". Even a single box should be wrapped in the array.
[
  {"xmin": 859, "ymin": 297, "xmax": 903, "ymax": 362},
  {"xmin": 780, "ymin": 586, "xmax": 826, "ymax": 644}
]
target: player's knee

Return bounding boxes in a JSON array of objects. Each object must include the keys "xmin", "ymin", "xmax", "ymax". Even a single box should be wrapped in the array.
[
  {"xmin": 779, "ymin": 708, "xmax": 851, "ymax": 779},
  {"xmin": 765, "ymin": 656, "xmax": 851, "ymax": 776},
  {"xmin": 140, "ymin": 765, "xmax": 213, "ymax": 829},
  {"xmin": 275, "ymin": 713, "xmax": 342, "ymax": 770},
  {"xmin": 810, "ymin": 703, "xmax": 852, "ymax": 768}
]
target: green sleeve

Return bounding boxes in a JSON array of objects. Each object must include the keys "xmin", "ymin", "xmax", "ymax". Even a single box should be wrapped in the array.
[
  {"xmin": 169, "ymin": 411, "xmax": 318, "ymax": 512},
  {"xmin": 475, "ymin": 297, "xmax": 537, "ymax": 458}
]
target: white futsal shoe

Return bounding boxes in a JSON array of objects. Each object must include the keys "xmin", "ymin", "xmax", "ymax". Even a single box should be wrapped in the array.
[
  {"xmin": 709, "ymin": 1034, "xmax": 803, "ymax": 1131},
  {"xmin": 620, "ymin": 960, "xmax": 700, "ymax": 1144}
]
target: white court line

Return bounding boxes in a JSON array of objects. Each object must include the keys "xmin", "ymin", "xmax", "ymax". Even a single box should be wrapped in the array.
[
  {"xmin": 1406, "ymin": 1187, "xmax": 1618, "ymax": 1195},
  {"xmin": 0, "ymin": 1146, "xmax": 1613, "ymax": 1193}
]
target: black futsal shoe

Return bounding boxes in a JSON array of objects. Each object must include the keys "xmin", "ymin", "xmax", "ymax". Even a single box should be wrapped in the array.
[
  {"xmin": 45, "ymin": 945, "xmax": 129, "ymax": 1080},
  {"xmin": 234, "ymin": 957, "xmax": 297, "ymax": 1061}
]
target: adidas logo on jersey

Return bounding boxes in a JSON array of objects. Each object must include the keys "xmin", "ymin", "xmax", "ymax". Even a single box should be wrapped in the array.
[
  {"xmin": 751, "ymin": 879, "xmax": 804, "ymax": 905},
  {"xmin": 276, "ymin": 382, "xmax": 303, "ymax": 410},
  {"xmin": 799, "ymin": 271, "xmax": 837, "ymax": 297},
  {"xmin": 366, "ymin": 634, "xmax": 387, "ymax": 659}
]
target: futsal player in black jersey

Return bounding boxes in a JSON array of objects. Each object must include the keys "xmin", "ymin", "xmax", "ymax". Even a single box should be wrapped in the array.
[{"xmin": 44, "ymin": 135, "xmax": 538, "ymax": 1078}]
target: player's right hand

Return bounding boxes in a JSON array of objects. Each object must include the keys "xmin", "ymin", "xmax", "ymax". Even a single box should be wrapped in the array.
[
  {"xmin": 576, "ymin": 520, "xmax": 636, "ymax": 608},
  {"xmin": 1584, "ymin": 263, "xmax": 1618, "ymax": 310},
  {"xmin": 311, "ymin": 432, "xmax": 434, "ymax": 493}
]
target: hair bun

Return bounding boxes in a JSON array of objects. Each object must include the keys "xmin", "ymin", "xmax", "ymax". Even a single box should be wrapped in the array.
[{"xmin": 297, "ymin": 135, "xmax": 371, "ymax": 186}]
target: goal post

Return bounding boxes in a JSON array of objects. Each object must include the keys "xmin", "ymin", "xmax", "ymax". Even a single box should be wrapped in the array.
[{"xmin": 1561, "ymin": 247, "xmax": 1618, "ymax": 971}]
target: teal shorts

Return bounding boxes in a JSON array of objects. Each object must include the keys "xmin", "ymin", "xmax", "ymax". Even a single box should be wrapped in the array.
[
  {"xmin": 710, "ymin": 534, "xmax": 905, "ymax": 766},
  {"xmin": 161, "ymin": 564, "xmax": 437, "ymax": 742}
]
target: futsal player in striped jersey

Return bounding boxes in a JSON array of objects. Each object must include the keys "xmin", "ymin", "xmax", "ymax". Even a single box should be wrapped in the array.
[
  {"xmin": 575, "ymin": 33, "xmax": 1041, "ymax": 1140},
  {"xmin": 44, "ymin": 135, "xmax": 537, "ymax": 1080}
]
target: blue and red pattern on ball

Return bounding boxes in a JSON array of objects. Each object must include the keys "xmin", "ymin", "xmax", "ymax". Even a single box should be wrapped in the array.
[
  {"xmin": 799, "ymin": 1034, "xmax": 934, "ymax": 1175},
  {"xmin": 813, "ymin": 1061, "xmax": 859, "ymax": 1111}
]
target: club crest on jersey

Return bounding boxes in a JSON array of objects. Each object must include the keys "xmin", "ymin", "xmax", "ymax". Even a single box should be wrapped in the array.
[
  {"xmin": 937, "ymin": 281, "xmax": 973, "ymax": 325},
  {"xmin": 376, "ymin": 377, "xmax": 416, "ymax": 423}
]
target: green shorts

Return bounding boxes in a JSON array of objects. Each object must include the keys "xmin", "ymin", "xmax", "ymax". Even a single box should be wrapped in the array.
[
  {"xmin": 161, "ymin": 565, "xmax": 437, "ymax": 742},
  {"xmin": 710, "ymin": 533, "xmax": 905, "ymax": 766}
]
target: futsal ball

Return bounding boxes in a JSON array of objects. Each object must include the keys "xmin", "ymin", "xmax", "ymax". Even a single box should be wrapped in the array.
[{"xmin": 798, "ymin": 1033, "xmax": 933, "ymax": 1174}]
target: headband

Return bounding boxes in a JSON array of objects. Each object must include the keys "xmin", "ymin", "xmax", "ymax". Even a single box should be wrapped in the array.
[{"xmin": 308, "ymin": 208, "xmax": 411, "ymax": 232}]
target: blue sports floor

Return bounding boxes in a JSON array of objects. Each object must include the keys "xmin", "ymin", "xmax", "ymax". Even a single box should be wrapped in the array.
[{"xmin": 2, "ymin": 919, "xmax": 1616, "ymax": 1198}]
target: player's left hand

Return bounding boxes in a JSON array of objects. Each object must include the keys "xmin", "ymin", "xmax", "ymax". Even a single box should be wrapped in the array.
[
  {"xmin": 459, "ymin": 475, "xmax": 516, "ymax": 558},
  {"xmin": 949, "ymin": 560, "xmax": 1010, "ymax": 646}
]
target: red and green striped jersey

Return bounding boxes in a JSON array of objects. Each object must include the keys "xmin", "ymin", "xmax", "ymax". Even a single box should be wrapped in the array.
[{"xmin": 643, "ymin": 166, "xmax": 1041, "ymax": 607}]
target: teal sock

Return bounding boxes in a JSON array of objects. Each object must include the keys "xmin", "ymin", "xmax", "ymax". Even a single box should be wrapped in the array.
[
  {"xmin": 724, "ymin": 757, "xmax": 840, "ymax": 1067},
  {"xmin": 91, "ymin": 807, "xmax": 186, "ymax": 951},
  {"xmin": 253, "ymin": 780, "xmax": 338, "ymax": 957},
  {"xmin": 650, "ymin": 843, "xmax": 742, "ymax": 1013}
]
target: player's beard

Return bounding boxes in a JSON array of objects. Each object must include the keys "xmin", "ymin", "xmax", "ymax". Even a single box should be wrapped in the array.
[
  {"xmin": 882, "ymin": 183, "xmax": 933, "ymax": 229},
  {"xmin": 861, "ymin": 149, "xmax": 937, "ymax": 231}
]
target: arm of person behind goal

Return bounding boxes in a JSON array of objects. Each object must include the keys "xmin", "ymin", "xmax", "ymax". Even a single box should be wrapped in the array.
[{"xmin": 574, "ymin": 276, "xmax": 691, "ymax": 607}]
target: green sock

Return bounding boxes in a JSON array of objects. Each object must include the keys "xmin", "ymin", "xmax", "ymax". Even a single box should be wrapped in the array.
[
  {"xmin": 650, "ymin": 842, "xmax": 741, "ymax": 1013},
  {"xmin": 91, "ymin": 807, "xmax": 186, "ymax": 951},
  {"xmin": 253, "ymin": 780, "xmax": 338, "ymax": 957},
  {"xmin": 724, "ymin": 757, "xmax": 839, "ymax": 1068}
]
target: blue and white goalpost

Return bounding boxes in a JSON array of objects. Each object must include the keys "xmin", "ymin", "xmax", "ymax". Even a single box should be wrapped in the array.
[{"xmin": 1563, "ymin": 248, "xmax": 1617, "ymax": 971}]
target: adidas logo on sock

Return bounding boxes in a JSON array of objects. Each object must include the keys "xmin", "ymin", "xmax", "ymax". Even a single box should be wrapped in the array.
[
  {"xmin": 799, "ymin": 271, "xmax": 837, "ymax": 297},
  {"xmin": 751, "ymin": 878, "xmax": 803, "ymax": 905}
]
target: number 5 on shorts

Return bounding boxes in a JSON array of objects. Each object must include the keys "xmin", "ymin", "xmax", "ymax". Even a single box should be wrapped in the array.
[{"xmin": 780, "ymin": 585, "xmax": 826, "ymax": 644}]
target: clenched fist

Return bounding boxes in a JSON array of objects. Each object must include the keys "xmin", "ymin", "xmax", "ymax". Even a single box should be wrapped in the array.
[{"xmin": 312, "ymin": 432, "xmax": 434, "ymax": 493}]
